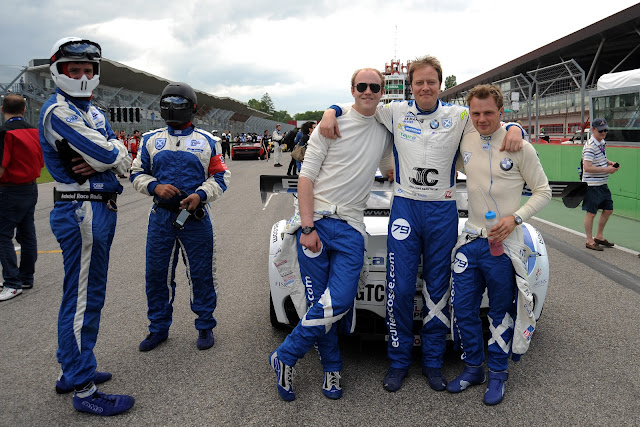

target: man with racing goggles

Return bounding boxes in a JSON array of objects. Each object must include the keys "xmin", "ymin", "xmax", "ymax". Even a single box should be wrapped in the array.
[
  {"xmin": 131, "ymin": 82, "xmax": 229, "ymax": 353},
  {"xmin": 447, "ymin": 84, "xmax": 550, "ymax": 405},
  {"xmin": 269, "ymin": 68, "xmax": 393, "ymax": 401},
  {"xmin": 39, "ymin": 37, "xmax": 134, "ymax": 416},
  {"xmin": 320, "ymin": 56, "xmax": 524, "ymax": 393}
]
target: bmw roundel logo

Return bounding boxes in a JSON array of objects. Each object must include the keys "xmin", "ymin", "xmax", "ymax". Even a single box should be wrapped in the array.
[
  {"xmin": 430, "ymin": 120, "xmax": 439, "ymax": 129},
  {"xmin": 500, "ymin": 158, "xmax": 514, "ymax": 171}
]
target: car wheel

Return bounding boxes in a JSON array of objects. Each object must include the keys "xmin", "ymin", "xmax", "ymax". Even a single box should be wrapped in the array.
[{"xmin": 270, "ymin": 291, "xmax": 286, "ymax": 329}]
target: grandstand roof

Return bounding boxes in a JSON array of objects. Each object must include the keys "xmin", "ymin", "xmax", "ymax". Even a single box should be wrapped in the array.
[
  {"xmin": 28, "ymin": 58, "xmax": 269, "ymax": 119},
  {"xmin": 441, "ymin": 3, "xmax": 640, "ymax": 100}
]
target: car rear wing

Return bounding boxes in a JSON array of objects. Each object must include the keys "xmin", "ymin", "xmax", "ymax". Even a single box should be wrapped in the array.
[
  {"xmin": 260, "ymin": 175, "xmax": 588, "ymax": 209},
  {"xmin": 259, "ymin": 175, "xmax": 392, "ymax": 205}
]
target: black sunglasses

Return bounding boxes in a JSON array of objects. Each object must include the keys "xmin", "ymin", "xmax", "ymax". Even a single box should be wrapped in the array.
[
  {"xmin": 354, "ymin": 83, "xmax": 381, "ymax": 93},
  {"xmin": 599, "ymin": 128, "xmax": 609, "ymax": 133}
]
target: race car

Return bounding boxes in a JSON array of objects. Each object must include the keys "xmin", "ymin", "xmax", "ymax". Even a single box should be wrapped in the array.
[
  {"xmin": 263, "ymin": 174, "xmax": 554, "ymax": 342},
  {"xmin": 231, "ymin": 142, "xmax": 266, "ymax": 160}
]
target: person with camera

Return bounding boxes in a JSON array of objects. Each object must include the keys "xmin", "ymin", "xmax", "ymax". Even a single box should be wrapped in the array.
[
  {"xmin": 130, "ymin": 82, "xmax": 230, "ymax": 352},
  {"xmin": 582, "ymin": 118, "xmax": 619, "ymax": 251}
]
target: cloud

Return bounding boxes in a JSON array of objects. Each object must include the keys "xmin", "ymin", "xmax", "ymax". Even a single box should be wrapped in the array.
[{"xmin": 1, "ymin": 0, "xmax": 638, "ymax": 115}]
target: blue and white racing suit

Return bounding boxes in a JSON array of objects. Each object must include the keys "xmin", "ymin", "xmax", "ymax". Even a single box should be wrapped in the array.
[
  {"xmin": 376, "ymin": 100, "xmax": 470, "ymax": 370},
  {"xmin": 39, "ymin": 88, "xmax": 130, "ymax": 390},
  {"xmin": 131, "ymin": 125, "xmax": 230, "ymax": 334},
  {"xmin": 332, "ymin": 100, "xmax": 473, "ymax": 369}
]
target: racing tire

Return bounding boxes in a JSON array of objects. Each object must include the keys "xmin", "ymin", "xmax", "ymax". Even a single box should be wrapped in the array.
[{"xmin": 269, "ymin": 292, "xmax": 288, "ymax": 330}]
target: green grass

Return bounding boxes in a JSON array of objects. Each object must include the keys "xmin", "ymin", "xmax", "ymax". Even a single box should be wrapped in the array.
[{"xmin": 36, "ymin": 166, "xmax": 54, "ymax": 184}]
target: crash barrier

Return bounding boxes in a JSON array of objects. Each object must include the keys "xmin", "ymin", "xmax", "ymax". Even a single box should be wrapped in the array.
[{"xmin": 533, "ymin": 143, "xmax": 640, "ymax": 220}]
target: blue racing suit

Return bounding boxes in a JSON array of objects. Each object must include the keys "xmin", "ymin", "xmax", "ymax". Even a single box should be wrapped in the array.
[
  {"xmin": 277, "ymin": 218, "xmax": 365, "ymax": 372},
  {"xmin": 39, "ymin": 88, "xmax": 130, "ymax": 389},
  {"xmin": 131, "ymin": 125, "xmax": 230, "ymax": 334},
  {"xmin": 332, "ymin": 99, "xmax": 469, "ymax": 369},
  {"xmin": 452, "ymin": 239, "xmax": 516, "ymax": 371}
]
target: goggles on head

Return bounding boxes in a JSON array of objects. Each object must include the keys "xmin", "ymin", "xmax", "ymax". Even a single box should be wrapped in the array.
[{"xmin": 51, "ymin": 40, "xmax": 102, "ymax": 64}]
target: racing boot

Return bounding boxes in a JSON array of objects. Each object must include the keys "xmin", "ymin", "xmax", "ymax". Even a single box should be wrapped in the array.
[
  {"xmin": 138, "ymin": 330, "xmax": 169, "ymax": 352},
  {"xmin": 269, "ymin": 350, "xmax": 295, "ymax": 401},
  {"xmin": 483, "ymin": 370, "xmax": 508, "ymax": 405},
  {"xmin": 446, "ymin": 364, "xmax": 486, "ymax": 393},
  {"xmin": 422, "ymin": 367, "xmax": 447, "ymax": 391},
  {"xmin": 196, "ymin": 329, "xmax": 214, "ymax": 350},
  {"xmin": 322, "ymin": 371, "xmax": 343, "ymax": 400},
  {"xmin": 72, "ymin": 384, "xmax": 135, "ymax": 416},
  {"xmin": 56, "ymin": 371, "xmax": 112, "ymax": 394},
  {"xmin": 382, "ymin": 367, "xmax": 408, "ymax": 392}
]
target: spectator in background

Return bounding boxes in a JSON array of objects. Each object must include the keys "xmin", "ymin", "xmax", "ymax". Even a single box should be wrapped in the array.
[
  {"xmin": 0, "ymin": 94, "xmax": 44, "ymax": 301},
  {"xmin": 128, "ymin": 129, "xmax": 140, "ymax": 162},
  {"xmin": 261, "ymin": 130, "xmax": 270, "ymax": 161},
  {"xmin": 272, "ymin": 124, "xmax": 284, "ymax": 167},
  {"xmin": 582, "ymin": 118, "xmax": 619, "ymax": 251},
  {"xmin": 287, "ymin": 122, "xmax": 315, "ymax": 176},
  {"xmin": 221, "ymin": 130, "xmax": 231, "ymax": 160}
]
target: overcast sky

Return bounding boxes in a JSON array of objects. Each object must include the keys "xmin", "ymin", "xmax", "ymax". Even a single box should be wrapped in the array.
[{"xmin": 1, "ymin": 0, "xmax": 637, "ymax": 115}]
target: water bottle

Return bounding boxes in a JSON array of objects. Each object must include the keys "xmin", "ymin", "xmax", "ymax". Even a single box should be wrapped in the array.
[{"xmin": 485, "ymin": 211, "xmax": 504, "ymax": 256}]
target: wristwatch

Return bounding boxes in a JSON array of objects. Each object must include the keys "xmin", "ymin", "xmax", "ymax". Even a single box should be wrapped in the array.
[
  {"xmin": 513, "ymin": 214, "xmax": 523, "ymax": 226},
  {"xmin": 301, "ymin": 226, "xmax": 316, "ymax": 235}
]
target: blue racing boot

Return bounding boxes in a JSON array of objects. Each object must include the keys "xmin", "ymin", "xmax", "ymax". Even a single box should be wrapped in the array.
[
  {"xmin": 73, "ymin": 390, "xmax": 135, "ymax": 416},
  {"xmin": 322, "ymin": 371, "xmax": 343, "ymax": 400},
  {"xmin": 382, "ymin": 367, "xmax": 408, "ymax": 392},
  {"xmin": 269, "ymin": 350, "xmax": 295, "ymax": 401},
  {"xmin": 196, "ymin": 329, "xmax": 214, "ymax": 350},
  {"xmin": 422, "ymin": 367, "xmax": 447, "ymax": 391},
  {"xmin": 446, "ymin": 364, "xmax": 486, "ymax": 393},
  {"xmin": 56, "ymin": 371, "xmax": 112, "ymax": 394},
  {"xmin": 484, "ymin": 370, "xmax": 508, "ymax": 405},
  {"xmin": 138, "ymin": 331, "xmax": 168, "ymax": 352}
]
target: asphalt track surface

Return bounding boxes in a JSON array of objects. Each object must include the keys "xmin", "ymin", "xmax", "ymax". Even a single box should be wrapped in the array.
[{"xmin": 1, "ymin": 153, "xmax": 639, "ymax": 426}]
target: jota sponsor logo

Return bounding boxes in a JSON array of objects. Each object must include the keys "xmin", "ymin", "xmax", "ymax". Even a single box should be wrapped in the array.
[{"xmin": 386, "ymin": 252, "xmax": 399, "ymax": 347}]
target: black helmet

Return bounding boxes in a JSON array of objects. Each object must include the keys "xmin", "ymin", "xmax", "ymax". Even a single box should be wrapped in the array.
[{"xmin": 160, "ymin": 82, "xmax": 197, "ymax": 126}]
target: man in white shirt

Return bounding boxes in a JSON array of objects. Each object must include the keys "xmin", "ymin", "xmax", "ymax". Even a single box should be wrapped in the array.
[{"xmin": 269, "ymin": 68, "xmax": 393, "ymax": 402}]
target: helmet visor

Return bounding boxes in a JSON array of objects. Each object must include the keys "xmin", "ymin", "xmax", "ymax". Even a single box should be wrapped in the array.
[
  {"xmin": 161, "ymin": 96, "xmax": 193, "ymax": 110},
  {"xmin": 51, "ymin": 40, "xmax": 102, "ymax": 63}
]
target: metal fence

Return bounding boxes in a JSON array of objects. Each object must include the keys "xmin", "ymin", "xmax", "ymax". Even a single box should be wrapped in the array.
[
  {"xmin": 527, "ymin": 59, "xmax": 586, "ymax": 139},
  {"xmin": 0, "ymin": 67, "xmax": 293, "ymax": 136}
]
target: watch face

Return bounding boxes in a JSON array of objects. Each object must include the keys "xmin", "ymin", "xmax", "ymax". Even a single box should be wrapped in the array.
[
  {"xmin": 302, "ymin": 226, "xmax": 314, "ymax": 235},
  {"xmin": 515, "ymin": 215, "xmax": 522, "ymax": 225}
]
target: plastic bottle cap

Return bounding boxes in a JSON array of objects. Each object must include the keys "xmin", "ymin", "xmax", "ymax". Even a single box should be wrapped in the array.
[{"xmin": 485, "ymin": 211, "xmax": 497, "ymax": 220}]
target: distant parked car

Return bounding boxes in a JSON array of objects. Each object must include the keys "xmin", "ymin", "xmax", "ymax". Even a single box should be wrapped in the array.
[{"xmin": 231, "ymin": 142, "xmax": 265, "ymax": 160}]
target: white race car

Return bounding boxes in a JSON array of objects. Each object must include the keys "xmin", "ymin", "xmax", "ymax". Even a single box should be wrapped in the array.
[{"xmin": 263, "ymin": 174, "xmax": 550, "ymax": 341}]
